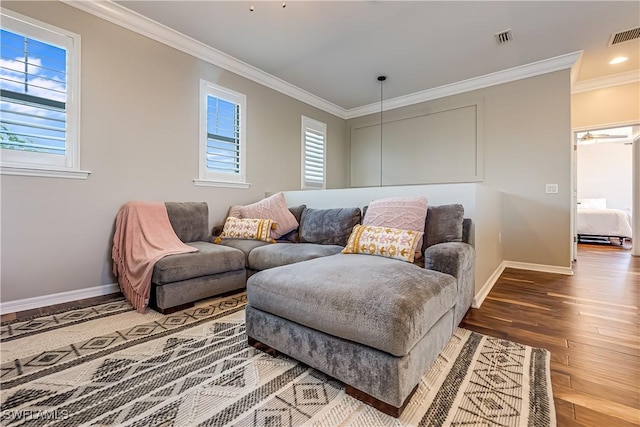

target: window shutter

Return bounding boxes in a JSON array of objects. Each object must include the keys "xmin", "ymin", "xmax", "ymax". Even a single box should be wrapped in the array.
[
  {"xmin": 206, "ymin": 96, "xmax": 240, "ymax": 175},
  {"xmin": 302, "ymin": 116, "xmax": 326, "ymax": 189},
  {"xmin": 0, "ymin": 29, "xmax": 68, "ymax": 157},
  {"xmin": 198, "ymin": 80, "xmax": 247, "ymax": 186}
]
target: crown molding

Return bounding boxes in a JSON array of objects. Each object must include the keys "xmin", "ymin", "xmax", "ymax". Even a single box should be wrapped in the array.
[
  {"xmin": 346, "ymin": 51, "xmax": 583, "ymax": 119},
  {"xmin": 571, "ymin": 69, "xmax": 640, "ymax": 94},
  {"xmin": 62, "ymin": 1, "xmax": 583, "ymax": 120},
  {"xmin": 61, "ymin": 0, "xmax": 347, "ymax": 118}
]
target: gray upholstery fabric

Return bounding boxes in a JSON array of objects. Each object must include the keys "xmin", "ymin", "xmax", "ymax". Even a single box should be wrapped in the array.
[
  {"xmin": 278, "ymin": 205, "xmax": 307, "ymax": 243},
  {"xmin": 218, "ymin": 239, "xmax": 271, "ymax": 267},
  {"xmin": 165, "ymin": 202, "xmax": 210, "ymax": 243},
  {"xmin": 246, "ymin": 305, "xmax": 454, "ymax": 408},
  {"xmin": 424, "ymin": 242, "xmax": 475, "ymax": 325},
  {"xmin": 462, "ymin": 218, "xmax": 472, "ymax": 244},
  {"xmin": 423, "ymin": 204, "xmax": 465, "ymax": 249},
  {"xmin": 152, "ymin": 241, "xmax": 245, "ymax": 285},
  {"xmin": 152, "ymin": 269, "xmax": 246, "ymax": 309},
  {"xmin": 299, "ymin": 207, "xmax": 361, "ymax": 246},
  {"xmin": 248, "ymin": 243, "xmax": 343, "ymax": 271},
  {"xmin": 247, "ymin": 253, "xmax": 456, "ymax": 356}
]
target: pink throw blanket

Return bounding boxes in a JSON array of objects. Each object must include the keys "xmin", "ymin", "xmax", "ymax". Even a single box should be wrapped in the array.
[{"xmin": 112, "ymin": 201, "xmax": 197, "ymax": 312}]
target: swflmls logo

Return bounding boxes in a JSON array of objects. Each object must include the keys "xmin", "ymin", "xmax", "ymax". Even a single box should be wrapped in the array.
[{"xmin": 2, "ymin": 409, "xmax": 70, "ymax": 421}]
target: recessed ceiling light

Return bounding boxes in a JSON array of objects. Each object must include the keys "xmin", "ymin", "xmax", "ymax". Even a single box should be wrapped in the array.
[{"xmin": 609, "ymin": 56, "xmax": 628, "ymax": 65}]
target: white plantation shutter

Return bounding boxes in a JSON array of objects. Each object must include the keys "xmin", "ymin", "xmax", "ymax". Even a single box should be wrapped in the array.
[
  {"xmin": 1, "ymin": 10, "xmax": 82, "ymax": 176},
  {"xmin": 302, "ymin": 116, "xmax": 326, "ymax": 189},
  {"xmin": 198, "ymin": 80, "xmax": 247, "ymax": 186}
]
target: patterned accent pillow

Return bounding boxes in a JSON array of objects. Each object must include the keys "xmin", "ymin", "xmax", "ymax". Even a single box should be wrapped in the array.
[
  {"xmin": 342, "ymin": 224, "xmax": 423, "ymax": 263},
  {"xmin": 239, "ymin": 193, "xmax": 298, "ymax": 239},
  {"xmin": 214, "ymin": 217, "xmax": 276, "ymax": 243},
  {"xmin": 363, "ymin": 196, "xmax": 428, "ymax": 258}
]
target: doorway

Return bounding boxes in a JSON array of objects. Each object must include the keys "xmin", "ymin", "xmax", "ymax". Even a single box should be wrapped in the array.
[{"xmin": 571, "ymin": 124, "xmax": 638, "ymax": 261}]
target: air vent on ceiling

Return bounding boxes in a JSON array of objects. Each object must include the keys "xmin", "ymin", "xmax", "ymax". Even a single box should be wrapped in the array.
[
  {"xmin": 495, "ymin": 29, "xmax": 513, "ymax": 44},
  {"xmin": 608, "ymin": 27, "xmax": 640, "ymax": 46}
]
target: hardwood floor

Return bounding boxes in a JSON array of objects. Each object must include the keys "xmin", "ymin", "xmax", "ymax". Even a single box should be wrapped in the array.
[
  {"xmin": 461, "ymin": 243, "xmax": 640, "ymax": 426},
  {"xmin": 0, "ymin": 293, "xmax": 122, "ymax": 324}
]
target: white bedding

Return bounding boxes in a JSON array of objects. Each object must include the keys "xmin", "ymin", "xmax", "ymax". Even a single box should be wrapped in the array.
[{"xmin": 577, "ymin": 208, "xmax": 633, "ymax": 238}]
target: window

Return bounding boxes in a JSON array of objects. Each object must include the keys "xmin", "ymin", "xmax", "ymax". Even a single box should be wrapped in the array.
[
  {"xmin": 301, "ymin": 116, "xmax": 326, "ymax": 189},
  {"xmin": 0, "ymin": 10, "xmax": 86, "ymax": 179},
  {"xmin": 195, "ymin": 80, "xmax": 248, "ymax": 188}
]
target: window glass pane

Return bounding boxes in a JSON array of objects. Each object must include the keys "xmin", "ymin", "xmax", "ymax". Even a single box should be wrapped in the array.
[
  {"xmin": 0, "ymin": 28, "xmax": 67, "ymax": 156},
  {"xmin": 206, "ymin": 95, "xmax": 240, "ymax": 174}
]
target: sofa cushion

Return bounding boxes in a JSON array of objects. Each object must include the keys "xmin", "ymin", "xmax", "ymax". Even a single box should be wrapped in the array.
[
  {"xmin": 152, "ymin": 241, "xmax": 244, "ymax": 285},
  {"xmin": 299, "ymin": 207, "xmax": 361, "ymax": 246},
  {"xmin": 363, "ymin": 196, "xmax": 428, "ymax": 258},
  {"xmin": 239, "ymin": 193, "xmax": 298, "ymax": 239},
  {"xmin": 248, "ymin": 243, "xmax": 343, "ymax": 271},
  {"xmin": 218, "ymin": 238, "xmax": 270, "ymax": 267},
  {"xmin": 165, "ymin": 202, "xmax": 209, "ymax": 243},
  {"xmin": 423, "ymin": 204, "xmax": 464, "ymax": 249},
  {"xmin": 342, "ymin": 224, "xmax": 423, "ymax": 263},
  {"xmin": 247, "ymin": 253, "xmax": 456, "ymax": 357},
  {"xmin": 278, "ymin": 205, "xmax": 306, "ymax": 243}
]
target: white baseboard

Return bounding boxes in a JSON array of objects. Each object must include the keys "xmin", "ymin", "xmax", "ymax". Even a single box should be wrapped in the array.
[
  {"xmin": 0, "ymin": 283, "xmax": 120, "ymax": 315},
  {"xmin": 472, "ymin": 260, "xmax": 573, "ymax": 309},
  {"xmin": 503, "ymin": 261, "xmax": 573, "ymax": 276},
  {"xmin": 473, "ymin": 262, "xmax": 506, "ymax": 308}
]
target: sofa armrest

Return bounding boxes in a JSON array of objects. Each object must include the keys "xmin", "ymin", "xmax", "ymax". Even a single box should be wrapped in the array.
[{"xmin": 423, "ymin": 242, "xmax": 475, "ymax": 325}]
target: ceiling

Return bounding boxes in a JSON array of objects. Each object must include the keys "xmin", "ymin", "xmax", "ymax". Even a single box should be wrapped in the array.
[{"xmin": 113, "ymin": 1, "xmax": 639, "ymax": 114}]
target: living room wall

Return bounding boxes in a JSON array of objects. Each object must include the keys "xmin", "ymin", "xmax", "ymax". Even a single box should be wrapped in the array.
[
  {"xmin": 572, "ymin": 82, "xmax": 640, "ymax": 130},
  {"xmin": 0, "ymin": 1, "xmax": 347, "ymax": 304},
  {"xmin": 346, "ymin": 70, "xmax": 573, "ymax": 275}
]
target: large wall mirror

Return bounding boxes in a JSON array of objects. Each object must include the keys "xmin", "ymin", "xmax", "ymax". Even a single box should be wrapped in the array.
[{"xmin": 350, "ymin": 102, "xmax": 483, "ymax": 187}]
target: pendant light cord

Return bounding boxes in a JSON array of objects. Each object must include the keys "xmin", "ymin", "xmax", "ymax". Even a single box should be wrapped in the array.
[{"xmin": 378, "ymin": 76, "xmax": 386, "ymax": 186}]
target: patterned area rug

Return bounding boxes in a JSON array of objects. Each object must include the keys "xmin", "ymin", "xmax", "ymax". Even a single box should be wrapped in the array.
[{"xmin": 0, "ymin": 293, "xmax": 555, "ymax": 426}]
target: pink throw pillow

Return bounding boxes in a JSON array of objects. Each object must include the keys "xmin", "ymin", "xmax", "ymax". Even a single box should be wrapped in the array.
[
  {"xmin": 363, "ymin": 196, "xmax": 428, "ymax": 258},
  {"xmin": 239, "ymin": 193, "xmax": 298, "ymax": 239}
]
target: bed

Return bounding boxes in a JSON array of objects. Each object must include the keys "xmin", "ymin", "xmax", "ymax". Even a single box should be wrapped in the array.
[{"xmin": 577, "ymin": 198, "xmax": 633, "ymax": 245}]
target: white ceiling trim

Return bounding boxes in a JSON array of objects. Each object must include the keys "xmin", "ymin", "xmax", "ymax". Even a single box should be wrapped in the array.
[
  {"xmin": 64, "ymin": 0, "xmax": 583, "ymax": 120},
  {"xmin": 346, "ymin": 51, "xmax": 582, "ymax": 119},
  {"xmin": 572, "ymin": 70, "xmax": 640, "ymax": 94},
  {"xmin": 61, "ymin": 0, "xmax": 347, "ymax": 118}
]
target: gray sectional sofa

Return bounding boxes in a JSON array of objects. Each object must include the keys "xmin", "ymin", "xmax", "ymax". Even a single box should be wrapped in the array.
[{"xmin": 149, "ymin": 200, "xmax": 475, "ymax": 417}]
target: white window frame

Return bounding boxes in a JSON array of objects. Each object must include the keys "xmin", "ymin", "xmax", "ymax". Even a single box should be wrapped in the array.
[
  {"xmin": 194, "ymin": 79, "xmax": 249, "ymax": 188},
  {"xmin": 0, "ymin": 9, "xmax": 89, "ymax": 180},
  {"xmin": 301, "ymin": 115, "xmax": 326, "ymax": 189}
]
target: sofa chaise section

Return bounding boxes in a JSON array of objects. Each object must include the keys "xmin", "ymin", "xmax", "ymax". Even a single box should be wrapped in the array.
[
  {"xmin": 245, "ymin": 253, "xmax": 463, "ymax": 416},
  {"xmin": 245, "ymin": 202, "xmax": 475, "ymax": 417}
]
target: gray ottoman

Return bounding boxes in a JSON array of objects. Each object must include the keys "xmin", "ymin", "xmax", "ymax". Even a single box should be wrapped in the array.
[{"xmin": 246, "ymin": 253, "xmax": 458, "ymax": 417}]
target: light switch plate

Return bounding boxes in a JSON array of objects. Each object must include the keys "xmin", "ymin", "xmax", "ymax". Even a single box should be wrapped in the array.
[{"xmin": 545, "ymin": 184, "xmax": 558, "ymax": 194}]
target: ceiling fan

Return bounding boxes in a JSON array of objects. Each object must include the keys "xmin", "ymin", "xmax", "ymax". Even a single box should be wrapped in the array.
[{"xmin": 579, "ymin": 132, "xmax": 628, "ymax": 142}]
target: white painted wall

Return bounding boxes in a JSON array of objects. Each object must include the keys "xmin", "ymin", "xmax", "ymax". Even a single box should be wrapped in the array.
[
  {"xmin": 347, "ymin": 71, "xmax": 573, "ymax": 271},
  {"xmin": 577, "ymin": 142, "xmax": 633, "ymax": 211}
]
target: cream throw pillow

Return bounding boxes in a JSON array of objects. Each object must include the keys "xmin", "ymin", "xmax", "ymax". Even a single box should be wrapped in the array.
[
  {"xmin": 239, "ymin": 193, "xmax": 298, "ymax": 239},
  {"xmin": 215, "ymin": 217, "xmax": 276, "ymax": 243},
  {"xmin": 342, "ymin": 224, "xmax": 423, "ymax": 263},
  {"xmin": 363, "ymin": 196, "xmax": 428, "ymax": 258}
]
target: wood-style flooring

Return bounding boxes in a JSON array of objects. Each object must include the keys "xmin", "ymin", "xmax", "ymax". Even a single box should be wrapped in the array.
[{"xmin": 461, "ymin": 242, "xmax": 640, "ymax": 427}]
